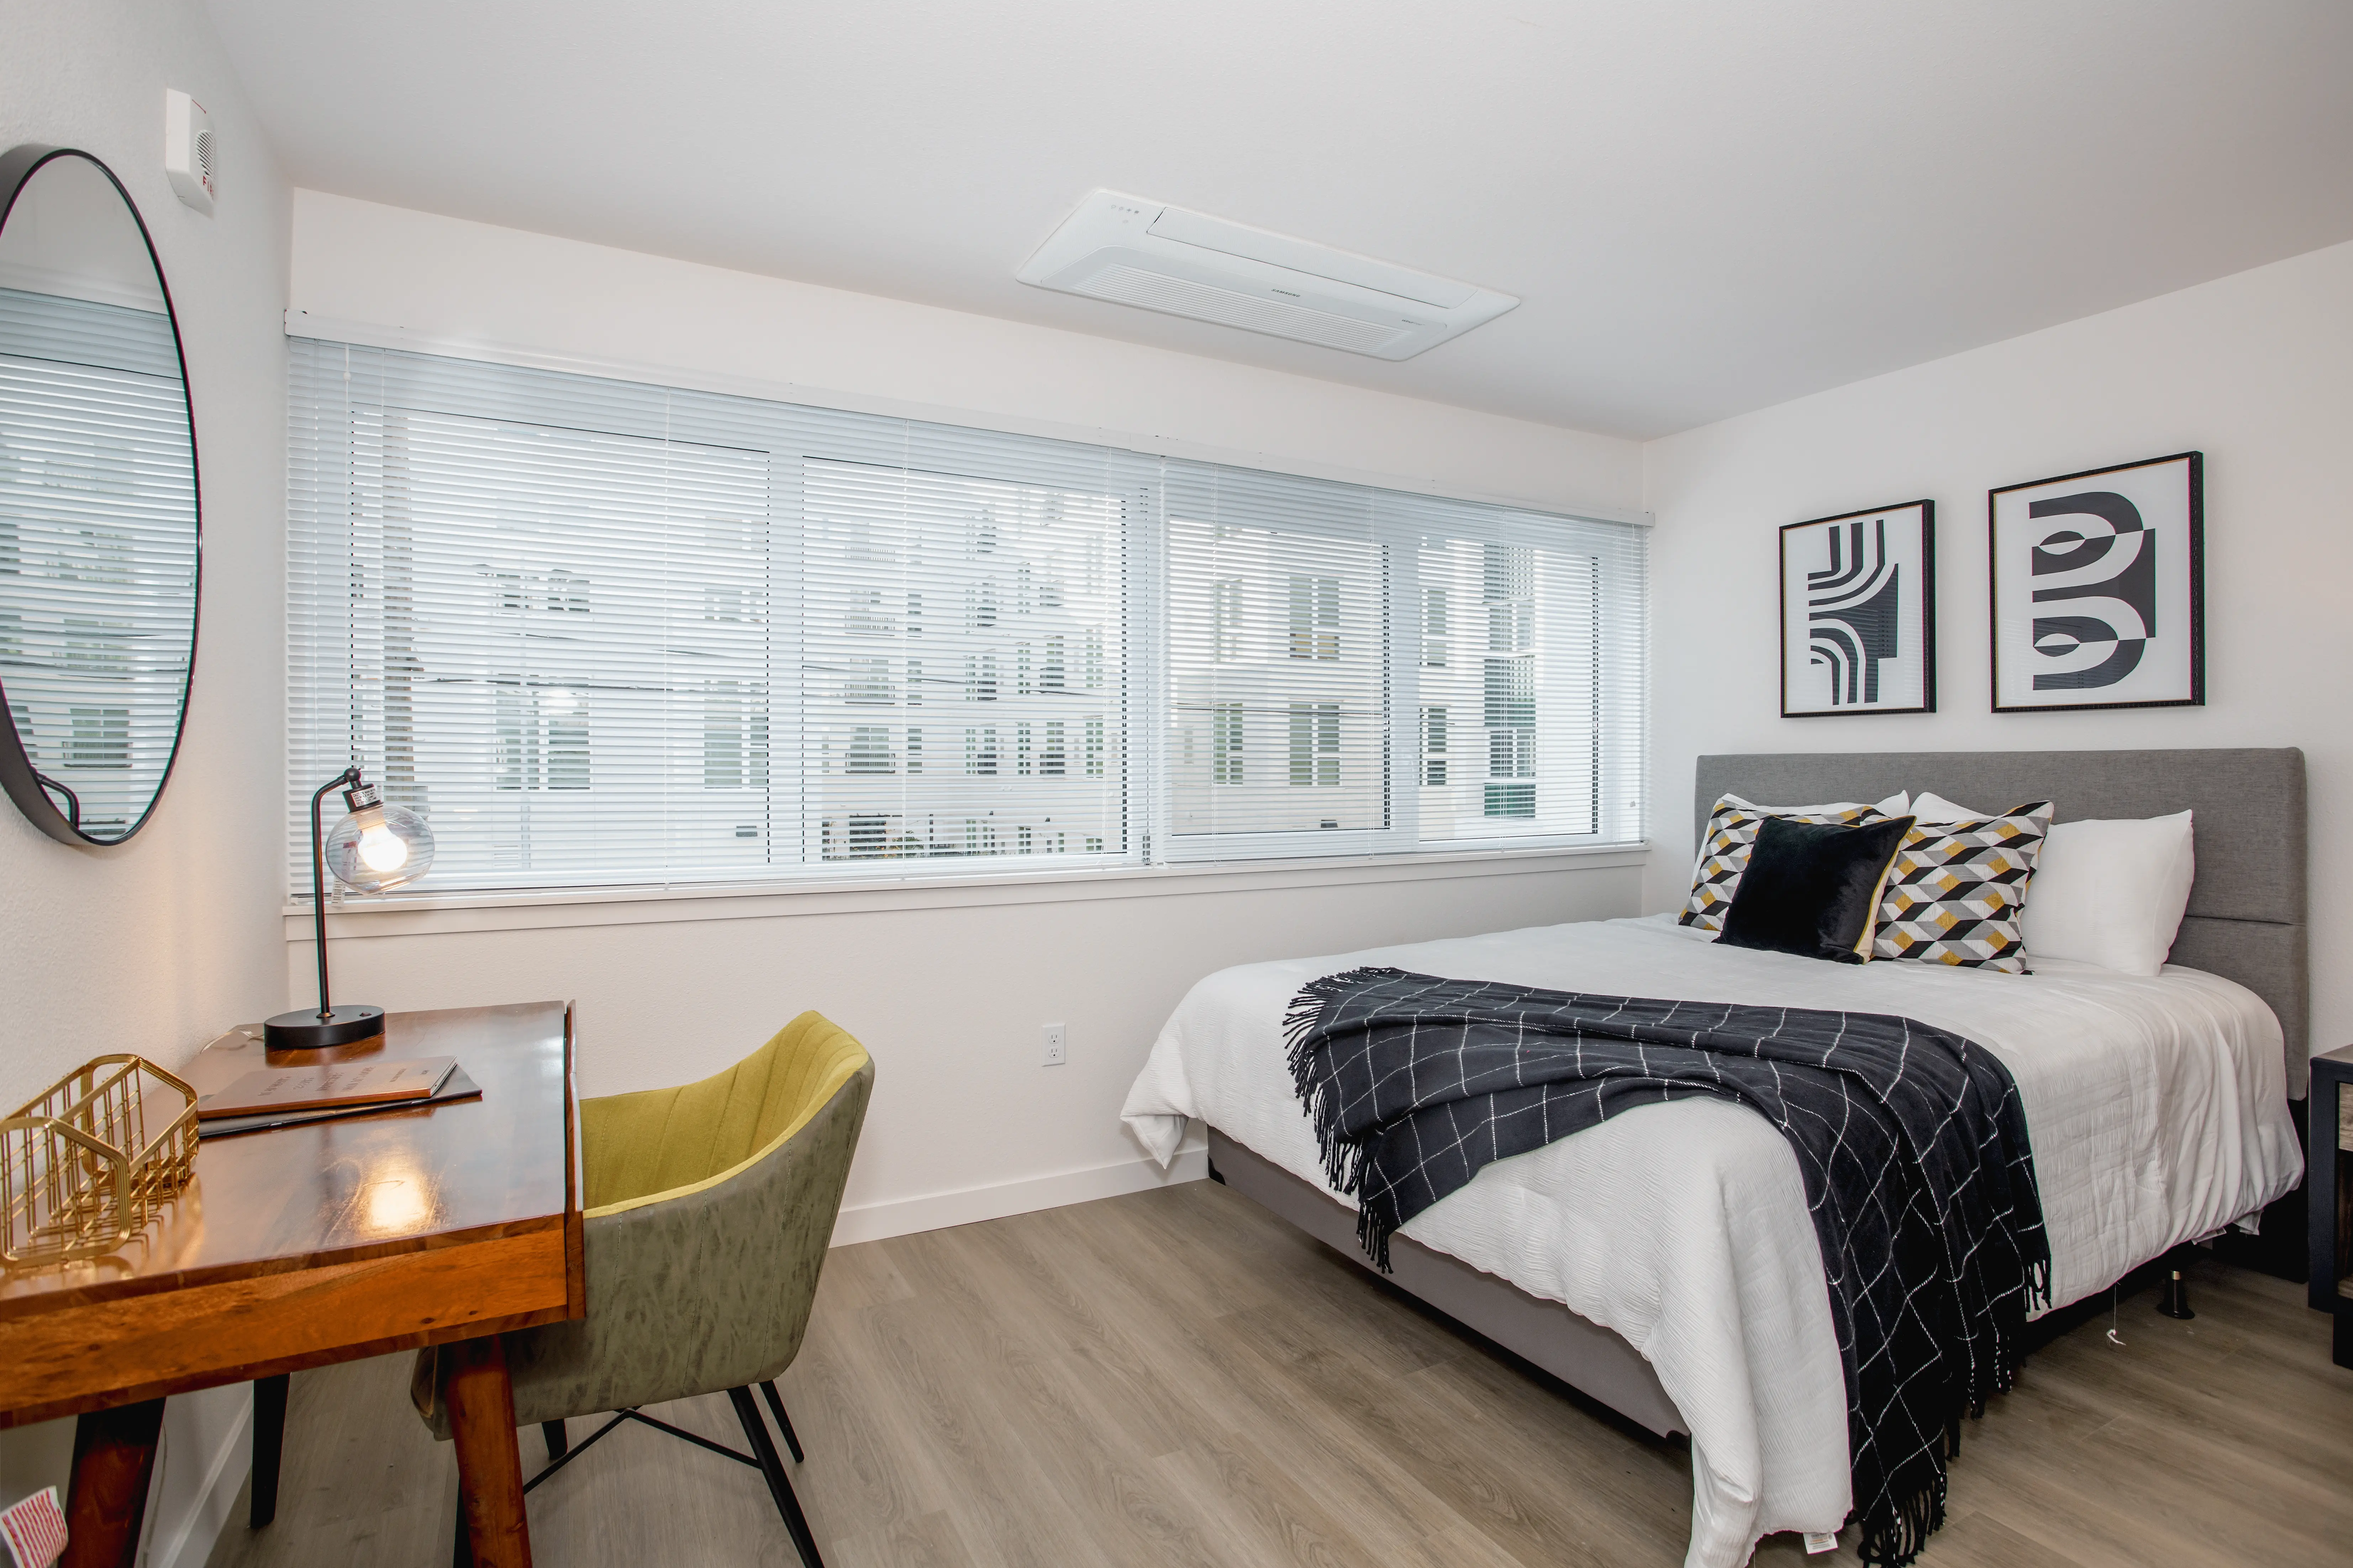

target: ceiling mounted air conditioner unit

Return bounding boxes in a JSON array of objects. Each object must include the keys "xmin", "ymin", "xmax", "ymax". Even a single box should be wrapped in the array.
[{"xmin": 1016, "ymin": 190, "xmax": 1517, "ymax": 361}]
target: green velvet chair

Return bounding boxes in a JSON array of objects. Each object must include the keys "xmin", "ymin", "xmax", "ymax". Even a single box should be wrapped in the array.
[{"xmin": 414, "ymin": 1012, "xmax": 873, "ymax": 1568}]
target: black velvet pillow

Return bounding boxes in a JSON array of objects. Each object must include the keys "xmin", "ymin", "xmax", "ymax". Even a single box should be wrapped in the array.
[{"xmin": 1716, "ymin": 814, "xmax": 1916, "ymax": 964}]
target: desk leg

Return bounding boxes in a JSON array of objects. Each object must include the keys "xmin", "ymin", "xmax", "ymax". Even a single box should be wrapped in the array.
[
  {"xmin": 443, "ymin": 1336, "xmax": 532, "ymax": 1568},
  {"xmin": 249, "ymin": 1374, "xmax": 290, "ymax": 1527},
  {"xmin": 63, "ymin": 1397, "xmax": 165, "ymax": 1568}
]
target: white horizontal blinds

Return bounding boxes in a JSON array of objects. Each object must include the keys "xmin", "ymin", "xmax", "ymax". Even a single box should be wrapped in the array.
[
  {"xmin": 796, "ymin": 425, "xmax": 1139, "ymax": 868},
  {"xmin": 1164, "ymin": 460, "xmax": 1394, "ymax": 859},
  {"xmin": 1392, "ymin": 490, "xmax": 1647, "ymax": 847},
  {"xmin": 290, "ymin": 335, "xmax": 1645, "ymax": 895},
  {"xmin": 0, "ymin": 289, "xmax": 195, "ymax": 837},
  {"xmin": 289, "ymin": 343, "xmax": 778, "ymax": 890},
  {"xmin": 289, "ymin": 339, "xmax": 1148, "ymax": 893}
]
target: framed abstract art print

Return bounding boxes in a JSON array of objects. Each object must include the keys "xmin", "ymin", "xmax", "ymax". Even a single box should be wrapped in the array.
[
  {"xmin": 1779, "ymin": 500, "xmax": 1935, "ymax": 716},
  {"xmin": 1989, "ymin": 452, "xmax": 2203, "ymax": 712}
]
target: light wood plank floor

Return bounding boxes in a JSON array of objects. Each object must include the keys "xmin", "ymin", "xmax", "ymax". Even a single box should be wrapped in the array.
[{"xmin": 207, "ymin": 1178, "xmax": 2353, "ymax": 1568}]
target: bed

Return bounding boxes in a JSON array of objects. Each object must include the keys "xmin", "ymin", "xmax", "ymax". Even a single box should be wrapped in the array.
[{"xmin": 1120, "ymin": 748, "xmax": 2308, "ymax": 1568}]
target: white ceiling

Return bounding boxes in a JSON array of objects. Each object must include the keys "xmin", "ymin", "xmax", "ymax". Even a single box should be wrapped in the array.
[{"xmin": 203, "ymin": 1, "xmax": 2353, "ymax": 439}]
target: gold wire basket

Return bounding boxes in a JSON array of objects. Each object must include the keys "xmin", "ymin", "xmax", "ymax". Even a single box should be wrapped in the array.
[{"xmin": 2, "ymin": 1055, "xmax": 199, "ymax": 1269}]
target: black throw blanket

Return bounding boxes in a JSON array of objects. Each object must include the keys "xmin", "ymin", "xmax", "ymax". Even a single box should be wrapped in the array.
[{"xmin": 1283, "ymin": 968, "xmax": 2050, "ymax": 1568}]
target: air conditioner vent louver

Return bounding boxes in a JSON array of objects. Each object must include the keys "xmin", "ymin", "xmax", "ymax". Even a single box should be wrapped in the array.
[
  {"xmin": 1071, "ymin": 263, "xmax": 1410, "ymax": 354},
  {"xmin": 1017, "ymin": 190, "xmax": 1516, "ymax": 362}
]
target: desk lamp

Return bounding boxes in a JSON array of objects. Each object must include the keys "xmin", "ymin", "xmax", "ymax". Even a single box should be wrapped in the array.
[{"xmin": 264, "ymin": 764, "xmax": 436, "ymax": 1049}]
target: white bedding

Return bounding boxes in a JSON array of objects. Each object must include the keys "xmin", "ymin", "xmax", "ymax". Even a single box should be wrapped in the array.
[{"xmin": 1120, "ymin": 913, "xmax": 2302, "ymax": 1568}]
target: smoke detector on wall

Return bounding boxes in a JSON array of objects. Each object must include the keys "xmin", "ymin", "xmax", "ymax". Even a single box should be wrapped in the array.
[
  {"xmin": 164, "ymin": 89, "xmax": 215, "ymax": 215},
  {"xmin": 1017, "ymin": 190, "xmax": 1516, "ymax": 361}
]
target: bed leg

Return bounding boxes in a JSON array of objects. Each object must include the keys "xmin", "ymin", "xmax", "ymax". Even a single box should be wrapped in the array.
[{"xmin": 2155, "ymin": 1265, "xmax": 2194, "ymax": 1320}]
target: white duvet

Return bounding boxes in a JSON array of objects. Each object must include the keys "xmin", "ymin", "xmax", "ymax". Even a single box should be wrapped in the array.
[{"xmin": 1120, "ymin": 914, "xmax": 2302, "ymax": 1568}]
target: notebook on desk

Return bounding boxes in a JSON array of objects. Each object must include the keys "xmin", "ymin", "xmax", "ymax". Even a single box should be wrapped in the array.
[{"xmin": 196, "ymin": 1059, "xmax": 481, "ymax": 1137}]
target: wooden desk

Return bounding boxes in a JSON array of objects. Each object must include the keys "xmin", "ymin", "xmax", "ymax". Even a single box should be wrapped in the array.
[{"xmin": 0, "ymin": 1002, "xmax": 582, "ymax": 1568}]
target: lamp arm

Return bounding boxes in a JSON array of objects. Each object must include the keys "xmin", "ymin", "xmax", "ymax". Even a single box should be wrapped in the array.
[{"xmin": 309, "ymin": 766, "xmax": 362, "ymax": 1020}]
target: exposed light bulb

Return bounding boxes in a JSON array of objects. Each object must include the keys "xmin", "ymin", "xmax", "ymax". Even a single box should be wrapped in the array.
[
  {"xmin": 357, "ymin": 820, "xmax": 409, "ymax": 873},
  {"xmin": 325, "ymin": 780, "xmax": 434, "ymax": 895}
]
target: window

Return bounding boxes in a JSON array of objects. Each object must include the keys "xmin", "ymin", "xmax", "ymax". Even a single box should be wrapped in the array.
[
  {"xmin": 1165, "ymin": 465, "xmax": 1387, "ymax": 848},
  {"xmin": 502, "ymin": 688, "xmax": 591, "ymax": 792},
  {"xmin": 1211, "ymin": 579, "xmax": 1243, "ymax": 662},
  {"xmin": 1211, "ymin": 704, "xmax": 1244, "ymax": 785},
  {"xmin": 289, "ymin": 340, "xmax": 1644, "ymax": 893},
  {"xmin": 1416, "ymin": 526, "xmax": 1614, "ymax": 841},
  {"xmin": 1288, "ymin": 703, "xmax": 1340, "ymax": 787},
  {"xmin": 845, "ymin": 726, "xmax": 895, "ymax": 776},
  {"xmin": 704, "ymin": 680, "xmax": 766, "ymax": 790},
  {"xmin": 68, "ymin": 707, "xmax": 130, "ymax": 769},
  {"xmin": 1287, "ymin": 575, "xmax": 1340, "ymax": 660}
]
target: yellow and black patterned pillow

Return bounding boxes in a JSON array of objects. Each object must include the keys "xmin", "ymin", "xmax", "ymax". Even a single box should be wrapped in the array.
[
  {"xmin": 1872, "ymin": 803, "xmax": 2054, "ymax": 972},
  {"xmin": 1679, "ymin": 794, "xmax": 1895, "ymax": 932}
]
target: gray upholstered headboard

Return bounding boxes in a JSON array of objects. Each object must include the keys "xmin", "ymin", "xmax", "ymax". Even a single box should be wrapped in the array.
[{"xmin": 1693, "ymin": 750, "xmax": 2310, "ymax": 1096}]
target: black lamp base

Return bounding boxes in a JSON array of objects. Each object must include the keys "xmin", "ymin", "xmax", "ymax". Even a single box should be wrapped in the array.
[{"xmin": 263, "ymin": 1004, "xmax": 386, "ymax": 1050}]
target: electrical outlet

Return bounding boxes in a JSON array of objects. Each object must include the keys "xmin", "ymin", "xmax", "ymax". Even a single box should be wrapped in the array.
[{"xmin": 1041, "ymin": 1022, "xmax": 1068, "ymax": 1066}]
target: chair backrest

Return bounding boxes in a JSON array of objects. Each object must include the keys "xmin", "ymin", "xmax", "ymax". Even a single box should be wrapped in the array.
[{"xmin": 583, "ymin": 1011, "xmax": 871, "ymax": 1212}]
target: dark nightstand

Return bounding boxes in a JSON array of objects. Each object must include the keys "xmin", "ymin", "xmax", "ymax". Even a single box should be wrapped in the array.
[{"xmin": 2310, "ymin": 1043, "xmax": 2353, "ymax": 1367}]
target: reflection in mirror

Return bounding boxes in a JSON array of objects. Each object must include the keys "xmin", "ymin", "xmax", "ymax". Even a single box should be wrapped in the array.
[{"xmin": 0, "ymin": 148, "xmax": 198, "ymax": 844}]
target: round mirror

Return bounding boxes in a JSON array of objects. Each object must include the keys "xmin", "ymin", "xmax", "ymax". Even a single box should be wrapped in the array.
[{"xmin": 0, "ymin": 147, "xmax": 199, "ymax": 846}]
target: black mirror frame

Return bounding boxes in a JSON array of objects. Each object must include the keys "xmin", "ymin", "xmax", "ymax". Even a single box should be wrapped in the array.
[{"xmin": 0, "ymin": 144, "xmax": 203, "ymax": 848}]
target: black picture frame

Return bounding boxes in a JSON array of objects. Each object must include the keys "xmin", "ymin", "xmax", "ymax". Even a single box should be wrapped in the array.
[
  {"xmin": 1988, "ymin": 452, "xmax": 2204, "ymax": 713},
  {"xmin": 1778, "ymin": 500, "xmax": 1936, "ymax": 717}
]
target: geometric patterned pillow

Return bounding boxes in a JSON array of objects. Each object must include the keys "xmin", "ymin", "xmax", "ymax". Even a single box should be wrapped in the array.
[
  {"xmin": 1679, "ymin": 793, "xmax": 1897, "ymax": 933},
  {"xmin": 1872, "ymin": 801, "xmax": 2054, "ymax": 972}
]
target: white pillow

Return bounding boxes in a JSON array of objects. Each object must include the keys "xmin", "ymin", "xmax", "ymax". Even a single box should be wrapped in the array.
[
  {"xmin": 2017, "ymin": 810, "xmax": 2195, "ymax": 976},
  {"xmin": 1910, "ymin": 790, "xmax": 1986, "ymax": 825}
]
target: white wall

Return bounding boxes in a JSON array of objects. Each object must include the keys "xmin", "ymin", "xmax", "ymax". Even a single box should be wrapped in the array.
[
  {"xmin": 0, "ymin": 0, "xmax": 292, "ymax": 1557},
  {"xmin": 1644, "ymin": 240, "xmax": 2353, "ymax": 1084},
  {"xmin": 283, "ymin": 194, "xmax": 1652, "ymax": 1238},
  {"xmin": 288, "ymin": 191, "xmax": 1644, "ymax": 516}
]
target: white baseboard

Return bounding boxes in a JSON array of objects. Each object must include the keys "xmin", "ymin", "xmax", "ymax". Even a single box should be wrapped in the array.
[
  {"xmin": 831, "ymin": 1143, "xmax": 1208, "ymax": 1246},
  {"xmin": 148, "ymin": 1395, "xmax": 250, "ymax": 1568}
]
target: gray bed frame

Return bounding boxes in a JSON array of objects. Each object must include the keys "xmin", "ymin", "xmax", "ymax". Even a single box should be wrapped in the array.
[{"xmin": 1207, "ymin": 747, "xmax": 2308, "ymax": 1440}]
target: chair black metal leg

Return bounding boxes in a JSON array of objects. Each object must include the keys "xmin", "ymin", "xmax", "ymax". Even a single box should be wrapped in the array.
[
  {"xmin": 248, "ymin": 1374, "xmax": 290, "ymax": 1528},
  {"xmin": 760, "ymin": 1380, "xmax": 805, "ymax": 1463},
  {"xmin": 542, "ymin": 1419, "xmax": 568, "ymax": 1461},
  {"xmin": 729, "ymin": 1387, "xmax": 825, "ymax": 1568}
]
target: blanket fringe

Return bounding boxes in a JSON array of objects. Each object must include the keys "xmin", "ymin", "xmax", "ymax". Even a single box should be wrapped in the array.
[
  {"xmin": 1283, "ymin": 967, "xmax": 1408, "ymax": 1269},
  {"xmin": 1857, "ymin": 1477, "xmax": 1947, "ymax": 1568},
  {"xmin": 1976, "ymin": 1253, "xmax": 2050, "ymax": 1415}
]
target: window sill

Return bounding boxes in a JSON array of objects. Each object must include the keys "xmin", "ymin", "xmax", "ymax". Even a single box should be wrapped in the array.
[{"xmin": 283, "ymin": 841, "xmax": 1652, "ymax": 940}]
